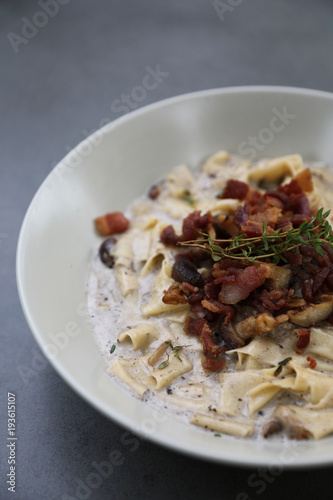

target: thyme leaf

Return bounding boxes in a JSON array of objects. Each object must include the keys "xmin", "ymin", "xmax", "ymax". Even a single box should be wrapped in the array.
[{"xmin": 278, "ymin": 356, "xmax": 292, "ymax": 366}]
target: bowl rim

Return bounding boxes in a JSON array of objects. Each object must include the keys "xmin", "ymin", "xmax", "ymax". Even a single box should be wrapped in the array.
[{"xmin": 16, "ymin": 85, "xmax": 333, "ymax": 468}]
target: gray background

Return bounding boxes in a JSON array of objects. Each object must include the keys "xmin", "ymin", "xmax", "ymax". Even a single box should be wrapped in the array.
[{"xmin": 1, "ymin": 0, "xmax": 333, "ymax": 499}]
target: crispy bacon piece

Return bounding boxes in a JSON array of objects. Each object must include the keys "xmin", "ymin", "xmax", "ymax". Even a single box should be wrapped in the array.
[
  {"xmin": 241, "ymin": 221, "xmax": 264, "ymax": 237},
  {"xmin": 289, "ymin": 192, "xmax": 312, "ymax": 216},
  {"xmin": 179, "ymin": 282, "xmax": 199, "ymax": 294},
  {"xmin": 162, "ymin": 283, "xmax": 187, "ymax": 305},
  {"xmin": 182, "ymin": 210, "xmax": 213, "ymax": 241},
  {"xmin": 201, "ymin": 300, "xmax": 235, "ymax": 322},
  {"xmin": 256, "ymin": 289, "xmax": 289, "ymax": 311},
  {"xmin": 312, "ymin": 268, "xmax": 331, "ymax": 295},
  {"xmin": 295, "ymin": 168, "xmax": 313, "ymax": 192},
  {"xmin": 265, "ymin": 190, "xmax": 291, "ymax": 211},
  {"xmin": 160, "ymin": 211, "xmax": 212, "ymax": 245},
  {"xmin": 184, "ymin": 317, "xmax": 226, "ymax": 371},
  {"xmin": 184, "ymin": 316, "xmax": 206, "ymax": 336},
  {"xmin": 278, "ymin": 178, "xmax": 303, "ymax": 196},
  {"xmin": 295, "ymin": 329, "xmax": 310, "ymax": 354},
  {"xmin": 160, "ymin": 225, "xmax": 179, "ymax": 245},
  {"xmin": 95, "ymin": 212, "xmax": 129, "ymax": 236},
  {"xmin": 219, "ymin": 265, "xmax": 266, "ymax": 304},
  {"xmin": 283, "ymin": 250, "xmax": 302, "ymax": 266},
  {"xmin": 200, "ymin": 322, "xmax": 226, "ymax": 371},
  {"xmin": 233, "ymin": 205, "xmax": 249, "ymax": 228},
  {"xmin": 221, "ymin": 179, "xmax": 249, "ymax": 200},
  {"xmin": 251, "ymin": 206, "xmax": 282, "ymax": 225},
  {"xmin": 307, "ymin": 356, "xmax": 317, "ymax": 369}
]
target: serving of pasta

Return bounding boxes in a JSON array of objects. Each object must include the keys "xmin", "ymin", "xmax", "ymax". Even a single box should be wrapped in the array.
[{"xmin": 87, "ymin": 151, "xmax": 333, "ymax": 440}]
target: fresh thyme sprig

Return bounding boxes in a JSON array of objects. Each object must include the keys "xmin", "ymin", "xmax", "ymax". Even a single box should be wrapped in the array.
[
  {"xmin": 178, "ymin": 208, "xmax": 333, "ymax": 265},
  {"xmin": 157, "ymin": 341, "xmax": 189, "ymax": 369}
]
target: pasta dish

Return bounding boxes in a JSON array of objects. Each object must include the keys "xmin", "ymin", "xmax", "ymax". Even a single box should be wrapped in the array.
[{"xmin": 87, "ymin": 152, "xmax": 333, "ymax": 440}]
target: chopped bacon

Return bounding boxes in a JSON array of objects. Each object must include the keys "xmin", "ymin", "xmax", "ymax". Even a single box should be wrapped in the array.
[
  {"xmin": 202, "ymin": 357, "xmax": 226, "ymax": 371},
  {"xmin": 95, "ymin": 212, "xmax": 129, "ymax": 236},
  {"xmin": 257, "ymin": 289, "xmax": 289, "ymax": 311},
  {"xmin": 219, "ymin": 265, "xmax": 266, "ymax": 304},
  {"xmin": 299, "ymin": 244, "xmax": 314, "ymax": 258},
  {"xmin": 187, "ymin": 290, "xmax": 203, "ymax": 305},
  {"xmin": 307, "ymin": 356, "xmax": 317, "ymax": 369},
  {"xmin": 291, "ymin": 214, "xmax": 311, "ymax": 227},
  {"xmin": 201, "ymin": 300, "xmax": 235, "ymax": 322},
  {"xmin": 312, "ymin": 268, "xmax": 331, "ymax": 295},
  {"xmin": 233, "ymin": 205, "xmax": 249, "ymax": 228},
  {"xmin": 184, "ymin": 317, "xmax": 226, "ymax": 371},
  {"xmin": 276, "ymin": 217, "xmax": 293, "ymax": 232},
  {"xmin": 314, "ymin": 252, "xmax": 331, "ymax": 268},
  {"xmin": 295, "ymin": 329, "xmax": 310, "ymax": 354},
  {"xmin": 182, "ymin": 211, "xmax": 212, "ymax": 241},
  {"xmin": 160, "ymin": 225, "xmax": 179, "ymax": 245},
  {"xmin": 246, "ymin": 189, "xmax": 265, "ymax": 208},
  {"xmin": 212, "ymin": 259, "xmax": 247, "ymax": 276},
  {"xmin": 160, "ymin": 211, "xmax": 212, "ymax": 245},
  {"xmin": 289, "ymin": 192, "xmax": 312, "ymax": 216},
  {"xmin": 203, "ymin": 281, "xmax": 220, "ymax": 300},
  {"xmin": 264, "ymin": 195, "xmax": 284, "ymax": 210},
  {"xmin": 295, "ymin": 168, "xmax": 313, "ymax": 192},
  {"xmin": 265, "ymin": 190, "xmax": 290, "ymax": 210},
  {"xmin": 283, "ymin": 250, "xmax": 302, "ymax": 266},
  {"xmin": 302, "ymin": 280, "xmax": 314, "ymax": 302},
  {"xmin": 240, "ymin": 220, "xmax": 263, "ymax": 237},
  {"xmin": 322, "ymin": 243, "xmax": 333, "ymax": 264},
  {"xmin": 251, "ymin": 206, "xmax": 282, "ymax": 225},
  {"xmin": 200, "ymin": 322, "xmax": 226, "ymax": 370},
  {"xmin": 278, "ymin": 178, "xmax": 303, "ymax": 196},
  {"xmin": 325, "ymin": 271, "xmax": 333, "ymax": 291},
  {"xmin": 179, "ymin": 282, "xmax": 199, "ymax": 294},
  {"xmin": 184, "ymin": 316, "xmax": 206, "ymax": 336},
  {"xmin": 221, "ymin": 179, "xmax": 249, "ymax": 200},
  {"xmin": 162, "ymin": 283, "xmax": 187, "ymax": 305}
]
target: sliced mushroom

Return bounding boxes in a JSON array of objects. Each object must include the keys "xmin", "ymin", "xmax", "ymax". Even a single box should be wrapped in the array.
[
  {"xmin": 262, "ymin": 419, "xmax": 283, "ymax": 438},
  {"xmin": 259, "ymin": 263, "xmax": 292, "ymax": 290},
  {"xmin": 235, "ymin": 313, "xmax": 288, "ymax": 340},
  {"xmin": 288, "ymin": 297, "xmax": 333, "ymax": 327},
  {"xmin": 219, "ymin": 320, "xmax": 245, "ymax": 349},
  {"xmin": 263, "ymin": 405, "xmax": 309, "ymax": 440}
]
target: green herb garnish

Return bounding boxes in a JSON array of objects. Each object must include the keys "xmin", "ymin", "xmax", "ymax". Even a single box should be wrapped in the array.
[
  {"xmin": 110, "ymin": 344, "xmax": 116, "ymax": 354},
  {"xmin": 278, "ymin": 356, "xmax": 292, "ymax": 366},
  {"xmin": 158, "ymin": 343, "xmax": 189, "ymax": 369},
  {"xmin": 158, "ymin": 360, "xmax": 169, "ymax": 370},
  {"xmin": 182, "ymin": 189, "xmax": 195, "ymax": 205},
  {"xmin": 214, "ymin": 433, "xmax": 221, "ymax": 437},
  {"xmin": 179, "ymin": 208, "xmax": 333, "ymax": 264}
]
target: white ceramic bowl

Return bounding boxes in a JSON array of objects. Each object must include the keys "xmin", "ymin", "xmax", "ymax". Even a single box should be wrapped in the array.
[{"xmin": 17, "ymin": 87, "xmax": 333, "ymax": 467}]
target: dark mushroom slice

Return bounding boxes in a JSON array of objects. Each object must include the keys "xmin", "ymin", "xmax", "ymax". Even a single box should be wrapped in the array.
[
  {"xmin": 171, "ymin": 256, "xmax": 202, "ymax": 287},
  {"xmin": 99, "ymin": 237, "xmax": 116, "ymax": 268},
  {"xmin": 219, "ymin": 320, "xmax": 245, "ymax": 349}
]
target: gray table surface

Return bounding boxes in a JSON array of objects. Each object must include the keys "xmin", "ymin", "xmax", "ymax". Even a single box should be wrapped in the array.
[{"xmin": 1, "ymin": 0, "xmax": 333, "ymax": 499}]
